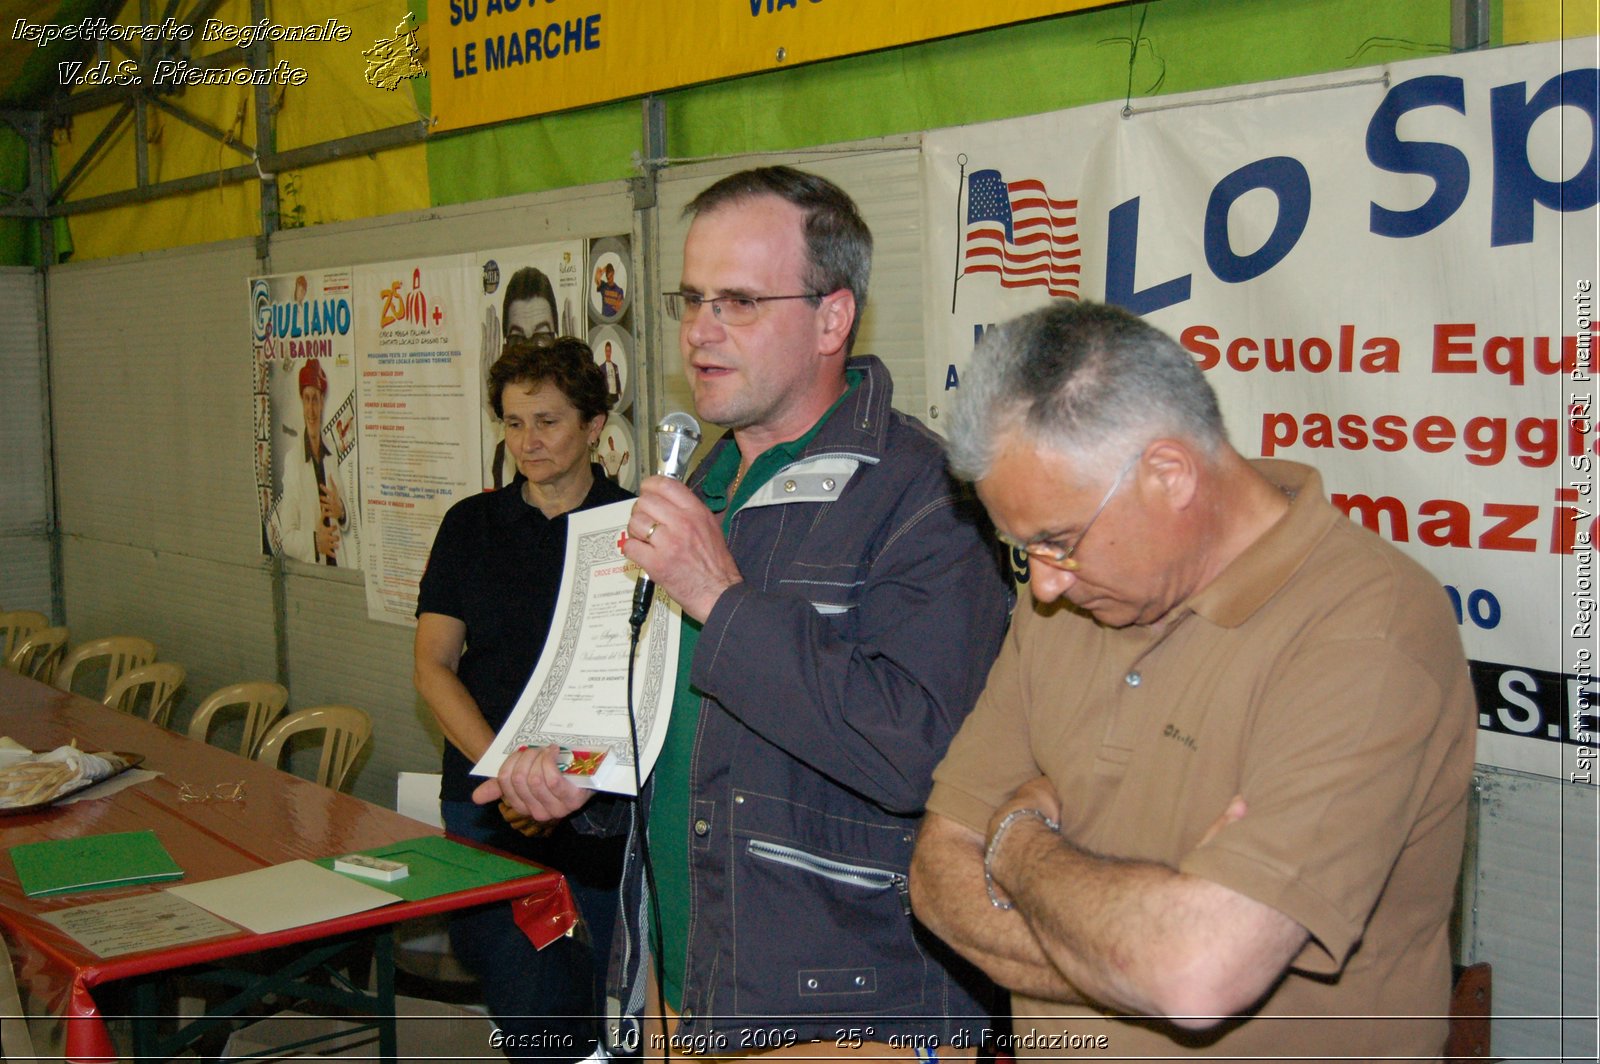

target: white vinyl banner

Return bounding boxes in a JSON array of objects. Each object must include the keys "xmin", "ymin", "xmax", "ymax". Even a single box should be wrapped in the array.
[{"xmin": 923, "ymin": 40, "xmax": 1598, "ymax": 782}]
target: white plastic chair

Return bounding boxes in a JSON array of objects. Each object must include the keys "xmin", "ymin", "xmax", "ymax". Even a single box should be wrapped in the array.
[
  {"xmin": 254, "ymin": 705, "xmax": 371, "ymax": 790},
  {"xmin": 54, "ymin": 636, "xmax": 157, "ymax": 701},
  {"xmin": 7, "ymin": 626, "xmax": 69, "ymax": 684},
  {"xmin": 0, "ymin": 610, "xmax": 47, "ymax": 666},
  {"xmin": 187, "ymin": 682, "xmax": 290, "ymax": 756},
  {"xmin": 103, "ymin": 661, "xmax": 187, "ymax": 728}
]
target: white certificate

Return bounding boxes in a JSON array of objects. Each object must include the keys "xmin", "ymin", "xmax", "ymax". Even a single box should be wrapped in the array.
[
  {"xmin": 472, "ymin": 499, "xmax": 679, "ymax": 794},
  {"xmin": 42, "ymin": 891, "xmax": 241, "ymax": 957}
]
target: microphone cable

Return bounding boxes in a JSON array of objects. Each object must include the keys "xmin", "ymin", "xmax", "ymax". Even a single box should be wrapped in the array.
[
  {"xmin": 626, "ymin": 587, "xmax": 672, "ymax": 1061},
  {"xmin": 621, "ymin": 410, "xmax": 700, "ymax": 1058}
]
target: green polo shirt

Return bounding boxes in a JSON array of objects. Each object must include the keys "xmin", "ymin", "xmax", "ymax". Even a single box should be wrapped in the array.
[{"xmin": 651, "ymin": 371, "xmax": 860, "ymax": 1009}]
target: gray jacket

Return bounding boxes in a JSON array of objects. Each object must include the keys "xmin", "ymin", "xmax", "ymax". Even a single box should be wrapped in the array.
[{"xmin": 592, "ymin": 356, "xmax": 1011, "ymax": 1053}]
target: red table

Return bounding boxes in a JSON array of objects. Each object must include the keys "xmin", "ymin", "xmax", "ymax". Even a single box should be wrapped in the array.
[{"xmin": 0, "ymin": 670, "xmax": 573, "ymax": 1062}]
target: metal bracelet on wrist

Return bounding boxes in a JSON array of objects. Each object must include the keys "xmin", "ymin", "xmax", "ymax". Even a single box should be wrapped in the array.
[{"xmin": 984, "ymin": 807, "xmax": 1060, "ymax": 910}]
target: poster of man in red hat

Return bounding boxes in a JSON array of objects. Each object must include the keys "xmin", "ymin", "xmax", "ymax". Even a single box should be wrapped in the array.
[{"xmin": 252, "ymin": 269, "xmax": 362, "ymax": 570}]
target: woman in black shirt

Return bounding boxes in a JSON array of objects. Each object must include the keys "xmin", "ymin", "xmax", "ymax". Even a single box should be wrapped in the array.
[{"xmin": 415, "ymin": 336, "xmax": 628, "ymax": 1062}]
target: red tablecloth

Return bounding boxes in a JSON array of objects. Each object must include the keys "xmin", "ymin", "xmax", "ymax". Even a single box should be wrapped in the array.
[{"xmin": 0, "ymin": 670, "xmax": 573, "ymax": 1062}]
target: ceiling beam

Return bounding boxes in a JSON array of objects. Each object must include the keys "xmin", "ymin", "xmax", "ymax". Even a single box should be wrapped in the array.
[
  {"xmin": 42, "ymin": 120, "xmax": 429, "ymax": 217},
  {"xmin": 49, "ymin": 100, "xmax": 132, "ymax": 205}
]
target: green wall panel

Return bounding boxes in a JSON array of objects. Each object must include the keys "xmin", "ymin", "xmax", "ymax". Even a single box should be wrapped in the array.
[
  {"xmin": 664, "ymin": 0, "xmax": 1456, "ymax": 156},
  {"xmin": 426, "ymin": 100, "xmax": 642, "ymax": 207}
]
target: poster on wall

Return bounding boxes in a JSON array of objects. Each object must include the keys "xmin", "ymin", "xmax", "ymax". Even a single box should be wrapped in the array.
[
  {"xmin": 589, "ymin": 323, "xmax": 634, "ymax": 413},
  {"xmin": 353, "ymin": 255, "xmax": 480, "ymax": 625},
  {"xmin": 596, "ymin": 412, "xmax": 637, "ymax": 489},
  {"xmin": 922, "ymin": 39, "xmax": 1597, "ymax": 782},
  {"xmin": 588, "ymin": 238, "xmax": 632, "ymax": 324},
  {"xmin": 251, "ymin": 270, "xmax": 361, "ymax": 572},
  {"xmin": 475, "ymin": 243, "xmax": 586, "ymax": 490},
  {"xmin": 588, "ymin": 235, "xmax": 640, "ymax": 490}
]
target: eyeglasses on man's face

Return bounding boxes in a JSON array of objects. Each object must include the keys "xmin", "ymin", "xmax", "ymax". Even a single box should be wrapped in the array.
[
  {"xmin": 663, "ymin": 290, "xmax": 826, "ymax": 326},
  {"xmin": 996, "ymin": 454, "xmax": 1140, "ymax": 571}
]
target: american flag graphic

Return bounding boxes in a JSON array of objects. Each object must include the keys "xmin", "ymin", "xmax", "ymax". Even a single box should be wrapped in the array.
[{"xmin": 961, "ymin": 168, "xmax": 1080, "ymax": 298}]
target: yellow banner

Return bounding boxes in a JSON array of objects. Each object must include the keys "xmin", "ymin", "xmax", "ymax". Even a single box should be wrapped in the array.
[{"xmin": 427, "ymin": 0, "xmax": 1119, "ymax": 133}]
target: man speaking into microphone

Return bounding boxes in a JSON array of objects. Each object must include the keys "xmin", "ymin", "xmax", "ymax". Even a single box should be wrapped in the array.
[{"xmin": 479, "ymin": 167, "xmax": 1012, "ymax": 1058}]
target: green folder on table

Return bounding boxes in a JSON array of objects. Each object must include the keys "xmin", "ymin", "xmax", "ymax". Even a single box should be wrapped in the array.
[
  {"xmin": 9, "ymin": 829, "xmax": 183, "ymax": 897},
  {"xmin": 316, "ymin": 835, "xmax": 548, "ymax": 902}
]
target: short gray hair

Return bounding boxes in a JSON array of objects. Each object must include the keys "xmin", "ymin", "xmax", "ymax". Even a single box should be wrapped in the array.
[{"xmin": 946, "ymin": 301, "xmax": 1227, "ymax": 481}]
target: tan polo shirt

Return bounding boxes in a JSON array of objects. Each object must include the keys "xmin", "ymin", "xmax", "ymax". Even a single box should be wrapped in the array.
[{"xmin": 927, "ymin": 460, "xmax": 1476, "ymax": 1062}]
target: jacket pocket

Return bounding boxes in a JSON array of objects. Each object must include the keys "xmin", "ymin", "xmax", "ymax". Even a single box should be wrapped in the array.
[
  {"xmin": 728, "ymin": 792, "xmax": 929, "ymax": 1017},
  {"xmin": 745, "ymin": 839, "xmax": 910, "ymax": 915}
]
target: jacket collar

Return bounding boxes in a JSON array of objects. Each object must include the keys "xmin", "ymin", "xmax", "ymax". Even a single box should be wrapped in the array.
[{"xmin": 800, "ymin": 354, "xmax": 893, "ymax": 462}]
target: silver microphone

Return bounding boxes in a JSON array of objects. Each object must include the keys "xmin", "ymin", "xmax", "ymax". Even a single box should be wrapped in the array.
[
  {"xmin": 653, "ymin": 411, "xmax": 702, "ymax": 481},
  {"xmin": 629, "ymin": 412, "xmax": 703, "ymax": 630}
]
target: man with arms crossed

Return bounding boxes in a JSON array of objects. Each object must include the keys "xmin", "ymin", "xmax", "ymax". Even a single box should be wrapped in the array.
[
  {"xmin": 911, "ymin": 301, "xmax": 1475, "ymax": 1060},
  {"xmin": 480, "ymin": 167, "xmax": 1010, "ymax": 1056}
]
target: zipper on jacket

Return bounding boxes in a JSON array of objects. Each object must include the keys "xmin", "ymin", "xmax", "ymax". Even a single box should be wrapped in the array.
[{"xmin": 745, "ymin": 839, "xmax": 911, "ymax": 916}]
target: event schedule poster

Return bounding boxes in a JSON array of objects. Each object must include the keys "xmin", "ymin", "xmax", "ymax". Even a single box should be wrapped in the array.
[
  {"xmin": 474, "ymin": 242, "xmax": 586, "ymax": 490},
  {"xmin": 474, "ymin": 501, "xmax": 678, "ymax": 795},
  {"xmin": 353, "ymin": 254, "xmax": 480, "ymax": 625},
  {"xmin": 922, "ymin": 39, "xmax": 1597, "ymax": 782},
  {"xmin": 251, "ymin": 269, "xmax": 361, "ymax": 571}
]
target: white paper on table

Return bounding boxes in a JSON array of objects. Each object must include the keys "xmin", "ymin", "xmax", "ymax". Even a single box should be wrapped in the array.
[
  {"xmin": 472, "ymin": 498, "xmax": 679, "ymax": 795},
  {"xmin": 58, "ymin": 768, "xmax": 159, "ymax": 804},
  {"xmin": 166, "ymin": 860, "xmax": 401, "ymax": 935},
  {"xmin": 41, "ymin": 891, "xmax": 240, "ymax": 957}
]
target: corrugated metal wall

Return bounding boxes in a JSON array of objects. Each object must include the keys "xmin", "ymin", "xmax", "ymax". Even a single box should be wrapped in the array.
[
  {"xmin": 48, "ymin": 240, "xmax": 279, "ymax": 744},
  {"xmin": 40, "ymin": 148, "xmax": 931, "ymax": 803},
  {"xmin": 264, "ymin": 180, "xmax": 639, "ymax": 802},
  {"xmin": 0, "ymin": 268, "xmax": 53, "ymax": 617},
  {"xmin": 1468, "ymin": 768, "xmax": 1598, "ymax": 1062},
  {"xmin": 42, "ymin": 156, "xmax": 925, "ymax": 802},
  {"xmin": 46, "ymin": 181, "xmax": 652, "ymax": 805}
]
